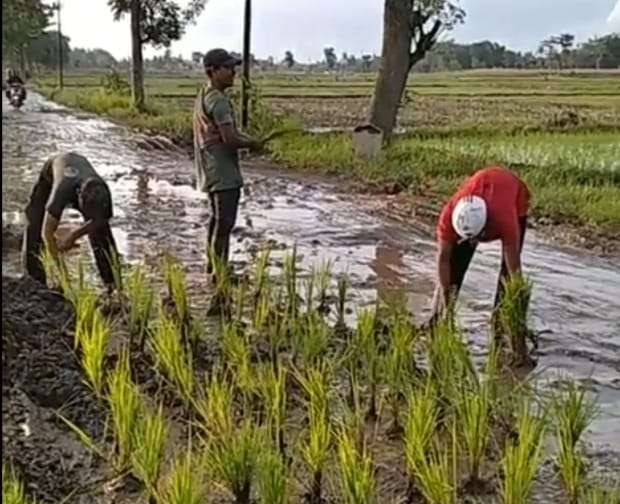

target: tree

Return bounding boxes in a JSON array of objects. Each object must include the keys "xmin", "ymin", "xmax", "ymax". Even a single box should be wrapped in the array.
[
  {"xmin": 2, "ymin": 0, "xmax": 50, "ymax": 74},
  {"xmin": 369, "ymin": 0, "xmax": 465, "ymax": 135},
  {"xmin": 108, "ymin": 0, "xmax": 208, "ymax": 109},
  {"xmin": 323, "ymin": 46, "xmax": 337, "ymax": 70},
  {"xmin": 27, "ymin": 31, "xmax": 71, "ymax": 70},
  {"xmin": 361, "ymin": 54, "xmax": 373, "ymax": 71},
  {"xmin": 283, "ymin": 50, "xmax": 295, "ymax": 68}
]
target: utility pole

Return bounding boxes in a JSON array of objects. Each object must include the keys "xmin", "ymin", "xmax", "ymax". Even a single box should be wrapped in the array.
[
  {"xmin": 241, "ymin": 0, "xmax": 251, "ymax": 129},
  {"xmin": 56, "ymin": 1, "xmax": 64, "ymax": 89}
]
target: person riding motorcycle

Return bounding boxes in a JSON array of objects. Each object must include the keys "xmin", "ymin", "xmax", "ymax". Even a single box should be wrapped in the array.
[{"xmin": 4, "ymin": 69, "xmax": 26, "ymax": 103}]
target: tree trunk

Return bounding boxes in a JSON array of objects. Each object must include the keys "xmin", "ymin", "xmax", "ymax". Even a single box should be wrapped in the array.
[
  {"xmin": 130, "ymin": 0, "xmax": 145, "ymax": 110},
  {"xmin": 368, "ymin": 0, "xmax": 413, "ymax": 136}
]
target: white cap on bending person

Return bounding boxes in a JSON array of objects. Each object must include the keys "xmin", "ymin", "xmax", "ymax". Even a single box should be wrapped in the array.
[{"xmin": 452, "ymin": 195, "xmax": 487, "ymax": 240}]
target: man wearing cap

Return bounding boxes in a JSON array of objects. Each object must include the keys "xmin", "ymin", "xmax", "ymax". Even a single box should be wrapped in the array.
[
  {"xmin": 193, "ymin": 48, "xmax": 263, "ymax": 285},
  {"xmin": 22, "ymin": 152, "xmax": 120, "ymax": 292},
  {"xmin": 429, "ymin": 166, "xmax": 530, "ymax": 324}
]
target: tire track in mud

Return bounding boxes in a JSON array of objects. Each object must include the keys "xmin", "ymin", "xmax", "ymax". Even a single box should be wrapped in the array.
[{"xmin": 3, "ymin": 93, "xmax": 620, "ymax": 459}]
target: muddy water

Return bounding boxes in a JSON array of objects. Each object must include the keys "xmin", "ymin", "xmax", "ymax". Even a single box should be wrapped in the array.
[{"xmin": 3, "ymin": 93, "xmax": 619, "ymax": 462}]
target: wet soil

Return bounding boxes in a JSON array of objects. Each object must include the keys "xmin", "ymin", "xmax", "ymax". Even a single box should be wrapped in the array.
[
  {"xmin": 2, "ymin": 276, "xmax": 110, "ymax": 503},
  {"xmin": 3, "ymin": 92, "xmax": 620, "ymax": 502}
]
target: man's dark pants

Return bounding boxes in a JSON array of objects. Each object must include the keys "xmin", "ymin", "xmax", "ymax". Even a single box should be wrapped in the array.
[
  {"xmin": 206, "ymin": 188, "xmax": 240, "ymax": 275},
  {"xmin": 430, "ymin": 216, "xmax": 528, "ymax": 318},
  {"xmin": 22, "ymin": 168, "xmax": 119, "ymax": 286}
]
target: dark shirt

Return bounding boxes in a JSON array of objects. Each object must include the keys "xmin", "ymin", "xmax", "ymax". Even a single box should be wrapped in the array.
[{"xmin": 44, "ymin": 153, "xmax": 112, "ymax": 220}]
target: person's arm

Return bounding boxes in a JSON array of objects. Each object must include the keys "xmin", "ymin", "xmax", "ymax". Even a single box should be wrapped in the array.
[
  {"xmin": 502, "ymin": 238, "xmax": 521, "ymax": 276},
  {"xmin": 42, "ymin": 212, "xmax": 61, "ymax": 260},
  {"xmin": 501, "ymin": 214, "xmax": 522, "ymax": 277},
  {"xmin": 210, "ymin": 95, "xmax": 262, "ymax": 150},
  {"xmin": 57, "ymin": 219, "xmax": 107, "ymax": 252},
  {"xmin": 437, "ymin": 239, "xmax": 454, "ymax": 310}
]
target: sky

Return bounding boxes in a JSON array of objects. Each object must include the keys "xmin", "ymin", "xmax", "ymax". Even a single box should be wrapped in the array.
[{"xmin": 58, "ymin": 0, "xmax": 620, "ymax": 62}]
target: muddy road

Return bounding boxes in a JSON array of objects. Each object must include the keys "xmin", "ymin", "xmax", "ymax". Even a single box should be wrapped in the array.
[{"xmin": 3, "ymin": 93, "xmax": 619, "ymax": 462}]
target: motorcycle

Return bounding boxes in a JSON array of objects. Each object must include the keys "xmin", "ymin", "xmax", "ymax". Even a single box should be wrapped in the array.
[{"xmin": 6, "ymin": 84, "xmax": 26, "ymax": 109}]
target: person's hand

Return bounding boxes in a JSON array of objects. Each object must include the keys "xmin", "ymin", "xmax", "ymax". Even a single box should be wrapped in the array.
[{"xmin": 57, "ymin": 234, "xmax": 77, "ymax": 253}]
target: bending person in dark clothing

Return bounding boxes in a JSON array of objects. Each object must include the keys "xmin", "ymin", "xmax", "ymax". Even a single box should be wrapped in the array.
[{"xmin": 22, "ymin": 152, "xmax": 120, "ymax": 291}]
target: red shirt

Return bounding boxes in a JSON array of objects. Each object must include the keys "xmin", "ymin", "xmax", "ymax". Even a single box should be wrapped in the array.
[{"xmin": 437, "ymin": 167, "xmax": 530, "ymax": 247}]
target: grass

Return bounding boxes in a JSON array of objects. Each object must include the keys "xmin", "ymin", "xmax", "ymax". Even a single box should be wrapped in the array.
[{"xmin": 35, "ymin": 69, "xmax": 620, "ymax": 238}]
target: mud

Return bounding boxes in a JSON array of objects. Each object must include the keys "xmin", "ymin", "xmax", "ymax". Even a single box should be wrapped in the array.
[
  {"xmin": 2, "ymin": 276, "xmax": 109, "ymax": 502},
  {"xmin": 3, "ymin": 92, "xmax": 620, "ymax": 500}
]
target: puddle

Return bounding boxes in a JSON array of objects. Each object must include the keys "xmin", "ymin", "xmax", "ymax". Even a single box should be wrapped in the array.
[{"xmin": 3, "ymin": 92, "xmax": 619, "ymax": 457}]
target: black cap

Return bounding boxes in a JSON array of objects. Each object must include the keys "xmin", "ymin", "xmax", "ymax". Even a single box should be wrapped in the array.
[{"xmin": 203, "ymin": 49, "xmax": 242, "ymax": 68}]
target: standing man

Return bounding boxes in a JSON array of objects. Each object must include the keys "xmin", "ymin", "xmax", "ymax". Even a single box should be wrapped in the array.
[
  {"xmin": 429, "ymin": 166, "xmax": 530, "ymax": 333},
  {"xmin": 193, "ymin": 48, "xmax": 263, "ymax": 284},
  {"xmin": 23, "ymin": 152, "xmax": 120, "ymax": 292}
]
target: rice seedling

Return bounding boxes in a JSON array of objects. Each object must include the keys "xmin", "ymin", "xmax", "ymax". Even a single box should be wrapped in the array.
[
  {"xmin": 126, "ymin": 264, "xmax": 154, "ymax": 348},
  {"xmin": 456, "ymin": 381, "xmax": 492, "ymax": 486},
  {"xmin": 131, "ymin": 402, "xmax": 169, "ymax": 498},
  {"xmin": 495, "ymin": 274, "xmax": 534, "ymax": 367},
  {"xmin": 382, "ymin": 315, "xmax": 416, "ymax": 434},
  {"xmin": 305, "ymin": 267, "xmax": 316, "ymax": 313},
  {"xmin": 428, "ymin": 316, "xmax": 476, "ymax": 411},
  {"xmin": 297, "ymin": 311, "xmax": 330, "ymax": 367},
  {"xmin": 253, "ymin": 288, "xmax": 273, "ymax": 333},
  {"xmin": 80, "ymin": 307, "xmax": 111, "ymax": 398},
  {"xmin": 205, "ymin": 420, "xmax": 264, "ymax": 504},
  {"xmin": 337, "ymin": 424, "xmax": 376, "ymax": 504},
  {"xmin": 221, "ymin": 322, "xmax": 253, "ymax": 403},
  {"xmin": 404, "ymin": 380, "xmax": 440, "ymax": 497},
  {"xmin": 554, "ymin": 380, "xmax": 597, "ymax": 504},
  {"xmin": 414, "ymin": 442, "xmax": 455, "ymax": 504},
  {"xmin": 257, "ymin": 442, "xmax": 290, "ymax": 504},
  {"xmin": 283, "ymin": 245, "xmax": 299, "ymax": 320},
  {"xmin": 106, "ymin": 247, "xmax": 124, "ymax": 293},
  {"xmin": 232, "ymin": 279, "xmax": 249, "ymax": 326},
  {"xmin": 40, "ymin": 247, "xmax": 75, "ymax": 301},
  {"xmin": 108, "ymin": 349, "xmax": 140, "ymax": 471},
  {"xmin": 296, "ymin": 362, "xmax": 333, "ymax": 504},
  {"xmin": 163, "ymin": 254, "xmax": 190, "ymax": 333},
  {"xmin": 356, "ymin": 308, "xmax": 380, "ymax": 420},
  {"xmin": 195, "ymin": 370, "xmax": 235, "ymax": 439},
  {"xmin": 151, "ymin": 310, "xmax": 195, "ymax": 405},
  {"xmin": 253, "ymin": 248, "xmax": 271, "ymax": 303},
  {"xmin": 257, "ymin": 362, "xmax": 287, "ymax": 456},
  {"xmin": 73, "ymin": 287, "xmax": 98, "ymax": 350},
  {"xmin": 581, "ymin": 483, "xmax": 620, "ymax": 504},
  {"xmin": 316, "ymin": 259, "xmax": 333, "ymax": 314},
  {"xmin": 2, "ymin": 464, "xmax": 32, "ymax": 504},
  {"xmin": 159, "ymin": 448, "xmax": 204, "ymax": 504},
  {"xmin": 335, "ymin": 275, "xmax": 349, "ymax": 333},
  {"xmin": 500, "ymin": 397, "xmax": 547, "ymax": 504}
]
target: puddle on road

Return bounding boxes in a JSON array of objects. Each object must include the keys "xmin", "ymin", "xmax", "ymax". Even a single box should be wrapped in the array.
[{"xmin": 3, "ymin": 93, "xmax": 619, "ymax": 455}]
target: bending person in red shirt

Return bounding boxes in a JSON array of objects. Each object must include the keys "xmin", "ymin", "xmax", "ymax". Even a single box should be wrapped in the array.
[{"xmin": 429, "ymin": 166, "xmax": 530, "ymax": 327}]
